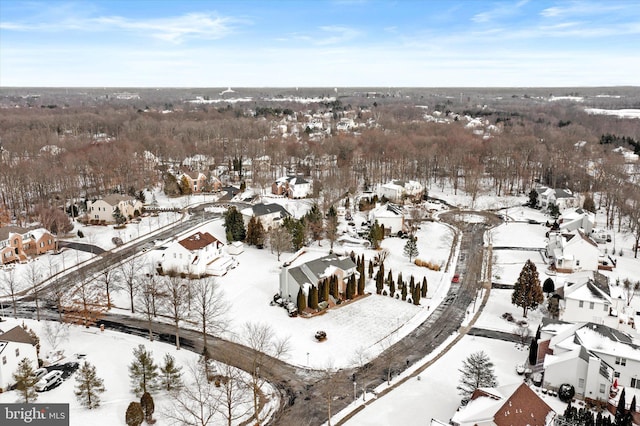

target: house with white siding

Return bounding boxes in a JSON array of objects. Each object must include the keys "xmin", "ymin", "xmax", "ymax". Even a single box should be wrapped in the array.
[
  {"xmin": 86, "ymin": 194, "xmax": 143, "ymax": 224},
  {"xmin": 0, "ymin": 326, "xmax": 38, "ymax": 391},
  {"xmin": 159, "ymin": 231, "xmax": 225, "ymax": 277},
  {"xmin": 546, "ymin": 230, "xmax": 600, "ymax": 273}
]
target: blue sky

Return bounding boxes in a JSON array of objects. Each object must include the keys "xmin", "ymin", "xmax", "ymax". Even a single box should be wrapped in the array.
[{"xmin": 1, "ymin": 0, "xmax": 639, "ymax": 87}]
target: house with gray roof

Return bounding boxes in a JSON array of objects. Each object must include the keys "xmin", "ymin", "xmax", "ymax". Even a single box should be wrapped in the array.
[
  {"xmin": 279, "ymin": 254, "xmax": 357, "ymax": 301},
  {"xmin": 241, "ymin": 203, "xmax": 291, "ymax": 229},
  {"xmin": 0, "ymin": 326, "xmax": 38, "ymax": 391},
  {"xmin": 536, "ymin": 185, "xmax": 581, "ymax": 211},
  {"xmin": 272, "ymin": 175, "xmax": 312, "ymax": 199}
]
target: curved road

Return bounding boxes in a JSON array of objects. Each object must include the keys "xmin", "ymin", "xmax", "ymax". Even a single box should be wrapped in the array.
[{"xmin": 15, "ymin": 207, "xmax": 500, "ymax": 426}]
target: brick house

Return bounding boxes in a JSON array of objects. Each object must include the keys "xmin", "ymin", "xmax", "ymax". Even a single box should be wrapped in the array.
[{"xmin": 0, "ymin": 227, "xmax": 55, "ymax": 264}]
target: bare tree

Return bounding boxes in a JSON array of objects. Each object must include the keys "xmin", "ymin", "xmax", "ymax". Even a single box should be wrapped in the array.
[
  {"xmin": 318, "ymin": 360, "xmax": 348, "ymax": 426},
  {"xmin": 62, "ymin": 271, "xmax": 106, "ymax": 328},
  {"xmin": 218, "ymin": 362, "xmax": 252, "ymax": 426},
  {"xmin": 623, "ymin": 279, "xmax": 640, "ymax": 307},
  {"xmin": 97, "ymin": 267, "xmax": 120, "ymax": 310},
  {"xmin": 514, "ymin": 324, "xmax": 532, "ymax": 347},
  {"xmin": 138, "ymin": 273, "xmax": 160, "ymax": 341},
  {"xmin": 191, "ymin": 278, "xmax": 229, "ymax": 378},
  {"xmin": 118, "ymin": 255, "xmax": 143, "ymax": 313},
  {"xmin": 25, "ymin": 261, "xmax": 43, "ymax": 321},
  {"xmin": 161, "ymin": 273, "xmax": 190, "ymax": 350},
  {"xmin": 241, "ymin": 322, "xmax": 290, "ymax": 425},
  {"xmin": 163, "ymin": 362, "xmax": 221, "ymax": 426},
  {"xmin": 42, "ymin": 321, "xmax": 69, "ymax": 352},
  {"xmin": 268, "ymin": 225, "xmax": 290, "ymax": 261},
  {"xmin": 1, "ymin": 269, "xmax": 20, "ymax": 318}
]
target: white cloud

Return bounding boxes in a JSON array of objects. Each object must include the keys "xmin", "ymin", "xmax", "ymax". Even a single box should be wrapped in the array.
[
  {"xmin": 0, "ymin": 10, "xmax": 244, "ymax": 43},
  {"xmin": 315, "ymin": 25, "xmax": 361, "ymax": 45}
]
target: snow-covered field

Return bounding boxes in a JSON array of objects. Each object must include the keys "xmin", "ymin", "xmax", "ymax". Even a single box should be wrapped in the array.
[{"xmin": 0, "ymin": 318, "xmax": 206, "ymax": 425}]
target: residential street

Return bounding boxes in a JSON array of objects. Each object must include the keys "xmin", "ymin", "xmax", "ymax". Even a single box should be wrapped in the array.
[{"xmin": 17, "ymin": 208, "xmax": 501, "ymax": 426}]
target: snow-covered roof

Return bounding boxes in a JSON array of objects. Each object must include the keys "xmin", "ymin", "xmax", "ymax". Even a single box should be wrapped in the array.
[{"xmin": 575, "ymin": 323, "xmax": 640, "ymax": 361}]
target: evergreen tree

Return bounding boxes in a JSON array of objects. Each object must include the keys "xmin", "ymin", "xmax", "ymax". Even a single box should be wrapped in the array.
[
  {"xmin": 159, "ymin": 354, "xmax": 182, "ymax": 392},
  {"xmin": 74, "ymin": 361, "xmax": 105, "ymax": 409},
  {"xmin": 457, "ymin": 351, "xmax": 498, "ymax": 400},
  {"xmin": 12, "ymin": 358, "xmax": 38, "ymax": 403},
  {"xmin": 547, "ymin": 295, "xmax": 560, "ymax": 319},
  {"xmin": 615, "ymin": 388, "xmax": 627, "ymax": 425},
  {"xmin": 129, "ymin": 344, "xmax": 159, "ymax": 396},
  {"xmin": 325, "ymin": 205, "xmax": 339, "ymax": 251},
  {"xmin": 368, "ymin": 260, "xmax": 374, "ymax": 278},
  {"xmin": 368, "ymin": 220, "xmax": 384, "ymax": 249},
  {"xmin": 375, "ymin": 270, "xmax": 384, "ymax": 294},
  {"xmin": 528, "ymin": 189, "xmax": 539, "ymax": 208},
  {"xmin": 413, "ymin": 282, "xmax": 421, "ymax": 306},
  {"xmin": 140, "ymin": 392, "xmax": 155, "ymax": 424},
  {"xmin": 246, "ymin": 216, "xmax": 258, "ymax": 245},
  {"xmin": 113, "ymin": 206, "xmax": 127, "ymax": 225},
  {"xmin": 401, "ymin": 281, "xmax": 408, "ymax": 301},
  {"xmin": 583, "ymin": 194, "xmax": 596, "ymax": 213},
  {"xmin": 283, "ymin": 216, "xmax": 305, "ymax": 250},
  {"xmin": 403, "ymin": 237, "xmax": 419, "ymax": 262},
  {"xmin": 346, "ymin": 275, "xmax": 356, "ymax": 300},
  {"xmin": 297, "ymin": 287, "xmax": 307, "ymax": 311},
  {"xmin": 543, "ymin": 277, "xmax": 555, "ymax": 296},
  {"xmin": 358, "ymin": 271, "xmax": 365, "ymax": 296},
  {"xmin": 421, "ymin": 277, "xmax": 428, "ymax": 298},
  {"xmin": 528, "ymin": 336, "xmax": 539, "ymax": 365},
  {"xmin": 223, "ymin": 207, "xmax": 246, "ymax": 242},
  {"xmin": 305, "ymin": 203, "xmax": 324, "ymax": 245},
  {"xmin": 125, "ymin": 401, "xmax": 144, "ymax": 426},
  {"xmin": 389, "ymin": 273, "xmax": 395, "ymax": 297},
  {"xmin": 511, "ymin": 259, "xmax": 544, "ymax": 318},
  {"xmin": 308, "ymin": 285, "xmax": 319, "ymax": 310}
]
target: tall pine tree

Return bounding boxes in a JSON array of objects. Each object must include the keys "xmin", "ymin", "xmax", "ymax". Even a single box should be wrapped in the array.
[
  {"xmin": 129, "ymin": 344, "xmax": 158, "ymax": 396},
  {"xmin": 74, "ymin": 361, "xmax": 105, "ymax": 409},
  {"xmin": 457, "ymin": 351, "xmax": 498, "ymax": 400},
  {"xmin": 403, "ymin": 237, "xmax": 419, "ymax": 262},
  {"xmin": 511, "ymin": 259, "xmax": 544, "ymax": 318},
  {"xmin": 12, "ymin": 358, "xmax": 38, "ymax": 403},
  {"xmin": 159, "ymin": 353, "xmax": 182, "ymax": 392}
]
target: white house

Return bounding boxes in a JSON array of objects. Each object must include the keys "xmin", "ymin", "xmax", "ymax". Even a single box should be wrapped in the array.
[
  {"xmin": 86, "ymin": 194, "xmax": 143, "ymax": 224},
  {"xmin": 279, "ymin": 253, "xmax": 357, "ymax": 302},
  {"xmin": 160, "ymin": 231, "xmax": 224, "ymax": 277},
  {"xmin": 559, "ymin": 208, "xmax": 595, "ymax": 234},
  {"xmin": 559, "ymin": 272, "xmax": 614, "ymax": 325},
  {"xmin": 539, "ymin": 321, "xmax": 640, "ymax": 399},
  {"xmin": 272, "ymin": 176, "xmax": 312, "ymax": 199},
  {"xmin": 546, "ymin": 230, "xmax": 600, "ymax": 273},
  {"xmin": 241, "ymin": 203, "xmax": 291, "ymax": 229},
  {"xmin": 536, "ymin": 186, "xmax": 581, "ymax": 211},
  {"xmin": 379, "ymin": 180, "xmax": 424, "ymax": 203},
  {"xmin": 369, "ymin": 203, "xmax": 405, "ymax": 235},
  {"xmin": 0, "ymin": 326, "xmax": 39, "ymax": 391},
  {"xmin": 450, "ymin": 383, "xmax": 554, "ymax": 426}
]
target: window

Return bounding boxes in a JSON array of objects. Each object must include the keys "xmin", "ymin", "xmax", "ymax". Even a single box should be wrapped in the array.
[
  {"xmin": 578, "ymin": 378, "xmax": 585, "ymax": 388},
  {"xmin": 589, "ymin": 302, "xmax": 595, "ymax": 309},
  {"xmin": 2, "ymin": 356, "xmax": 5, "ymax": 365},
  {"xmin": 615, "ymin": 372, "xmax": 621, "ymax": 378},
  {"xmin": 576, "ymin": 260, "xmax": 580, "ymax": 266},
  {"xmin": 615, "ymin": 357, "xmax": 626, "ymax": 366},
  {"xmin": 579, "ymin": 301, "xmax": 584, "ymax": 308},
  {"xmin": 604, "ymin": 304, "xmax": 608, "ymax": 312},
  {"xmin": 631, "ymin": 378, "xmax": 640, "ymax": 389},
  {"xmin": 600, "ymin": 384, "xmax": 606, "ymax": 393},
  {"xmin": 15, "ymin": 348, "xmax": 19, "ymax": 357}
]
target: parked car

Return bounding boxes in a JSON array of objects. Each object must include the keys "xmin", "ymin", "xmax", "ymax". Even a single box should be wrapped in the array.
[
  {"xmin": 36, "ymin": 370, "xmax": 63, "ymax": 392},
  {"xmin": 452, "ymin": 274, "xmax": 460, "ymax": 283},
  {"xmin": 33, "ymin": 367, "xmax": 48, "ymax": 381}
]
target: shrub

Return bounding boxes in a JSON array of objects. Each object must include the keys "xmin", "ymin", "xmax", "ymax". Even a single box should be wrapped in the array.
[
  {"xmin": 414, "ymin": 259, "xmax": 441, "ymax": 271},
  {"xmin": 558, "ymin": 383, "xmax": 575, "ymax": 403}
]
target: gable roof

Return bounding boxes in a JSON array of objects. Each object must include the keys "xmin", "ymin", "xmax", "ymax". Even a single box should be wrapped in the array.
[
  {"xmin": 251, "ymin": 203, "xmax": 291, "ymax": 218},
  {"xmin": 0, "ymin": 226, "xmax": 38, "ymax": 241},
  {"xmin": 0, "ymin": 326, "xmax": 36, "ymax": 346},
  {"xmin": 178, "ymin": 232, "xmax": 222, "ymax": 251},
  {"xmin": 287, "ymin": 254, "xmax": 356, "ymax": 287},
  {"xmin": 453, "ymin": 383, "xmax": 553, "ymax": 426},
  {"xmin": 100, "ymin": 194, "xmax": 137, "ymax": 206}
]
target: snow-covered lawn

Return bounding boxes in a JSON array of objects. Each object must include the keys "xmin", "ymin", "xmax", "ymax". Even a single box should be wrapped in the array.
[
  {"xmin": 489, "ymin": 222, "xmax": 548, "ymax": 249},
  {"xmin": 0, "ymin": 318, "xmax": 215, "ymax": 426},
  {"xmin": 340, "ymin": 335, "xmax": 563, "ymax": 425},
  {"xmin": 472, "ymin": 288, "xmax": 544, "ymax": 334},
  {"xmin": 492, "ymin": 249, "xmax": 551, "ymax": 286}
]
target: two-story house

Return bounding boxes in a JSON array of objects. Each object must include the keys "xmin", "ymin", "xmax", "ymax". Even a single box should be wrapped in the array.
[
  {"xmin": 272, "ymin": 176, "xmax": 312, "ymax": 199},
  {"xmin": 379, "ymin": 180, "xmax": 424, "ymax": 203},
  {"xmin": 0, "ymin": 227, "xmax": 55, "ymax": 265},
  {"xmin": 159, "ymin": 231, "xmax": 225, "ymax": 277},
  {"xmin": 369, "ymin": 203, "xmax": 404, "ymax": 235},
  {"xmin": 546, "ymin": 230, "xmax": 600, "ymax": 273},
  {"xmin": 279, "ymin": 253, "xmax": 357, "ymax": 302},
  {"xmin": 536, "ymin": 186, "xmax": 581, "ymax": 211},
  {"xmin": 86, "ymin": 194, "xmax": 143, "ymax": 224},
  {"xmin": 241, "ymin": 203, "xmax": 291, "ymax": 229}
]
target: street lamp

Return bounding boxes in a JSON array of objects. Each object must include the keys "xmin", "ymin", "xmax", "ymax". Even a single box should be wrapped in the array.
[{"xmin": 353, "ymin": 381, "xmax": 357, "ymax": 400}]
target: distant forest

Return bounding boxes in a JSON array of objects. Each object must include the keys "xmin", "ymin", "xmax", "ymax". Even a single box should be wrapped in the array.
[{"xmin": 0, "ymin": 87, "xmax": 639, "ymax": 233}]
